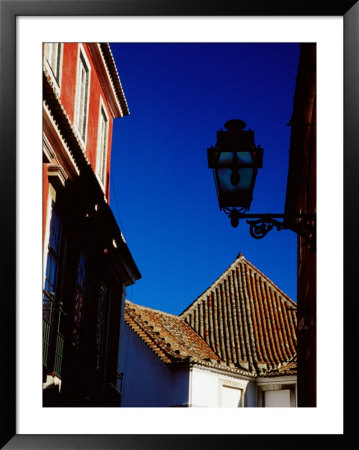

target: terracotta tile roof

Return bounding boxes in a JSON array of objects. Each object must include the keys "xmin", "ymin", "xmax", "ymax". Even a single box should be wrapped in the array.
[
  {"xmin": 125, "ymin": 301, "xmax": 254, "ymax": 376},
  {"xmin": 180, "ymin": 253, "xmax": 297, "ymax": 375},
  {"xmin": 125, "ymin": 254, "xmax": 297, "ymax": 378},
  {"xmin": 263, "ymin": 354, "xmax": 297, "ymax": 377}
]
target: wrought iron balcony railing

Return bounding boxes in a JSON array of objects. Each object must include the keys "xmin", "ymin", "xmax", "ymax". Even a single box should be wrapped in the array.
[{"xmin": 43, "ymin": 290, "xmax": 66, "ymax": 379}]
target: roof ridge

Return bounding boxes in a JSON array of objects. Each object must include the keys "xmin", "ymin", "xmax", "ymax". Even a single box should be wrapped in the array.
[
  {"xmin": 179, "ymin": 253, "xmax": 296, "ymax": 318},
  {"xmin": 125, "ymin": 299, "xmax": 180, "ymax": 319},
  {"xmin": 179, "ymin": 253, "xmax": 245, "ymax": 317}
]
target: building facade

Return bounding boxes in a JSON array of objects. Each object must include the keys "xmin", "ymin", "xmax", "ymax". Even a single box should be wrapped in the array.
[
  {"xmin": 42, "ymin": 43, "xmax": 141, "ymax": 406},
  {"xmin": 120, "ymin": 254, "xmax": 297, "ymax": 407},
  {"xmin": 285, "ymin": 43, "xmax": 316, "ymax": 407}
]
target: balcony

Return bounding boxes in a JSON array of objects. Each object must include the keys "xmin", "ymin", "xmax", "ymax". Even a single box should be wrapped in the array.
[{"xmin": 43, "ymin": 291, "xmax": 66, "ymax": 381}]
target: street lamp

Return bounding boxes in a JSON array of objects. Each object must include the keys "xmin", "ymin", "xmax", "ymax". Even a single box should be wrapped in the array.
[{"xmin": 208, "ymin": 120, "xmax": 315, "ymax": 248}]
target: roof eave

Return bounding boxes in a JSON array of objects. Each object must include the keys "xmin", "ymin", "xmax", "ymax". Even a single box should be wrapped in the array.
[{"xmin": 100, "ymin": 43, "xmax": 130, "ymax": 117}]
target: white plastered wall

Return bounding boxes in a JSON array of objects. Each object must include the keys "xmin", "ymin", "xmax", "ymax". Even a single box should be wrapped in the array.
[{"xmin": 189, "ymin": 366, "xmax": 250, "ymax": 407}]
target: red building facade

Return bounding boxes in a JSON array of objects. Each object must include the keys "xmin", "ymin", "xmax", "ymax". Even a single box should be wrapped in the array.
[{"xmin": 42, "ymin": 43, "xmax": 141, "ymax": 406}]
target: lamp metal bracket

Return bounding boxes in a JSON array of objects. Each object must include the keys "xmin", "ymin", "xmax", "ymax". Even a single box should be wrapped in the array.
[{"xmin": 223, "ymin": 208, "xmax": 316, "ymax": 250}]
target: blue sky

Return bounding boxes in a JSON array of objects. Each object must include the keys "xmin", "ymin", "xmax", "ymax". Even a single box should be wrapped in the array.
[{"xmin": 109, "ymin": 43, "xmax": 300, "ymax": 315}]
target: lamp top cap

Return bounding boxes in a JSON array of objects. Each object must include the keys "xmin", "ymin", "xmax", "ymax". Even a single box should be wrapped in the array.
[{"xmin": 224, "ymin": 119, "xmax": 246, "ymax": 131}]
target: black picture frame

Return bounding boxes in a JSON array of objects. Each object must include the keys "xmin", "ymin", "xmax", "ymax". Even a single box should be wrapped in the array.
[{"xmin": 1, "ymin": 0, "xmax": 356, "ymax": 448}]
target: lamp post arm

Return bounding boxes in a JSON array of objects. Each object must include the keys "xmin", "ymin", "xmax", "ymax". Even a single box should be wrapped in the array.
[{"xmin": 223, "ymin": 208, "xmax": 316, "ymax": 250}]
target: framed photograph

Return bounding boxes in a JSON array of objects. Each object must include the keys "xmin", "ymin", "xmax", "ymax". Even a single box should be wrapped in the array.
[{"xmin": 1, "ymin": 0, "xmax": 356, "ymax": 448}]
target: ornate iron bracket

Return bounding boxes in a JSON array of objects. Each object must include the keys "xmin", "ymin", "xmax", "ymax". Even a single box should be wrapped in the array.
[{"xmin": 223, "ymin": 208, "xmax": 316, "ymax": 250}]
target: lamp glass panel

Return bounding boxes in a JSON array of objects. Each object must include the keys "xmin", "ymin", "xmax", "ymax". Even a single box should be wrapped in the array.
[
  {"xmin": 218, "ymin": 151, "xmax": 254, "ymax": 167},
  {"xmin": 216, "ymin": 167, "xmax": 255, "ymax": 208},
  {"xmin": 218, "ymin": 167, "xmax": 253, "ymax": 192}
]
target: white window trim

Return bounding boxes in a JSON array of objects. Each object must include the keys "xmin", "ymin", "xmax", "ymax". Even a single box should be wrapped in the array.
[
  {"xmin": 74, "ymin": 43, "xmax": 91, "ymax": 149},
  {"xmin": 218, "ymin": 377, "xmax": 247, "ymax": 407},
  {"xmin": 43, "ymin": 43, "xmax": 63, "ymax": 94},
  {"xmin": 95, "ymin": 96, "xmax": 110, "ymax": 191}
]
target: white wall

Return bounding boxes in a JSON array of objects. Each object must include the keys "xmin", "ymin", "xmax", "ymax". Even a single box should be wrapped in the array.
[
  {"xmin": 119, "ymin": 323, "xmax": 189, "ymax": 407},
  {"xmin": 119, "ymin": 324, "xmax": 297, "ymax": 408},
  {"xmin": 189, "ymin": 367, "xmax": 250, "ymax": 407}
]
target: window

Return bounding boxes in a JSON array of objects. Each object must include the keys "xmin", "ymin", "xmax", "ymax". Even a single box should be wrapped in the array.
[
  {"xmin": 96, "ymin": 284, "xmax": 110, "ymax": 373},
  {"xmin": 221, "ymin": 385, "xmax": 243, "ymax": 407},
  {"xmin": 74, "ymin": 47, "xmax": 90, "ymax": 143},
  {"xmin": 72, "ymin": 253, "xmax": 88, "ymax": 349},
  {"xmin": 43, "ymin": 208, "xmax": 62, "ymax": 367},
  {"xmin": 257, "ymin": 384, "xmax": 296, "ymax": 407},
  {"xmin": 264, "ymin": 389, "xmax": 291, "ymax": 407},
  {"xmin": 43, "ymin": 208, "xmax": 62, "ymax": 319},
  {"xmin": 44, "ymin": 43, "xmax": 63, "ymax": 85},
  {"xmin": 96, "ymin": 104, "xmax": 109, "ymax": 187},
  {"xmin": 218, "ymin": 378, "xmax": 247, "ymax": 407}
]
